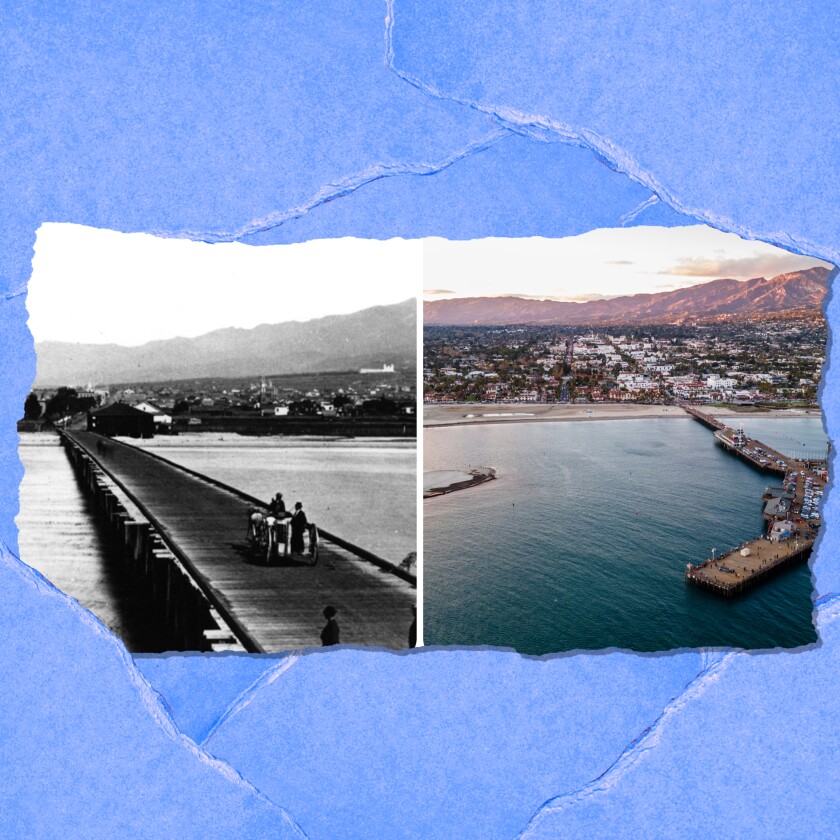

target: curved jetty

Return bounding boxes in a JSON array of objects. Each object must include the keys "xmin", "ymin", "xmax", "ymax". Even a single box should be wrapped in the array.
[{"xmin": 424, "ymin": 467, "xmax": 496, "ymax": 499}]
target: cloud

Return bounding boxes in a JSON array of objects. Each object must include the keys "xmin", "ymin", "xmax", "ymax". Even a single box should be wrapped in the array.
[
  {"xmin": 560, "ymin": 293, "xmax": 618, "ymax": 302},
  {"xmin": 494, "ymin": 292, "xmax": 618, "ymax": 302},
  {"xmin": 423, "ymin": 288, "xmax": 455, "ymax": 296},
  {"xmin": 603, "ymin": 259, "xmax": 634, "ymax": 265},
  {"xmin": 660, "ymin": 253, "xmax": 831, "ymax": 279}
]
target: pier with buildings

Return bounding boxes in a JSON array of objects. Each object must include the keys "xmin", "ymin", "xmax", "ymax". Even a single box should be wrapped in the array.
[
  {"xmin": 682, "ymin": 406, "xmax": 826, "ymax": 597},
  {"xmin": 59, "ymin": 430, "xmax": 415, "ymax": 651}
]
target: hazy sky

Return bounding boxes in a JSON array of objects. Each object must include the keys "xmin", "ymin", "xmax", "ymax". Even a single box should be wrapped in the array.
[
  {"xmin": 424, "ymin": 226, "xmax": 831, "ymax": 300},
  {"xmin": 29, "ymin": 224, "xmax": 421, "ymax": 345},
  {"xmin": 28, "ymin": 223, "xmax": 830, "ymax": 346}
]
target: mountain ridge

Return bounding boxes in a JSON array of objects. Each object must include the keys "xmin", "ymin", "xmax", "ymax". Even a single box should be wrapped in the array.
[
  {"xmin": 35, "ymin": 299, "xmax": 416, "ymax": 387},
  {"xmin": 423, "ymin": 267, "xmax": 832, "ymax": 326}
]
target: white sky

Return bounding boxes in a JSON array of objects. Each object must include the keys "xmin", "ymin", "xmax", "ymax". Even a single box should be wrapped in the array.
[
  {"xmin": 28, "ymin": 223, "xmax": 830, "ymax": 346},
  {"xmin": 424, "ymin": 226, "xmax": 831, "ymax": 301},
  {"xmin": 28, "ymin": 224, "xmax": 422, "ymax": 345}
]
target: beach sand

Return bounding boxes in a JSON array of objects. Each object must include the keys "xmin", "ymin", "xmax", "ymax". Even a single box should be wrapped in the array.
[{"xmin": 423, "ymin": 403, "xmax": 822, "ymax": 427}]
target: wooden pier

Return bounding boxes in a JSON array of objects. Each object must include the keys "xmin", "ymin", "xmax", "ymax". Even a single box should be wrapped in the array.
[
  {"xmin": 682, "ymin": 404, "xmax": 726, "ymax": 431},
  {"xmin": 682, "ymin": 407, "xmax": 824, "ymax": 597},
  {"xmin": 61, "ymin": 431, "xmax": 415, "ymax": 651},
  {"xmin": 685, "ymin": 536, "xmax": 813, "ymax": 597}
]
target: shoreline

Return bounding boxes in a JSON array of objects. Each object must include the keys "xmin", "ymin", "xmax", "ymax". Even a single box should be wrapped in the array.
[
  {"xmin": 424, "ymin": 404, "xmax": 821, "ymax": 428},
  {"xmin": 424, "ymin": 467, "xmax": 497, "ymax": 499}
]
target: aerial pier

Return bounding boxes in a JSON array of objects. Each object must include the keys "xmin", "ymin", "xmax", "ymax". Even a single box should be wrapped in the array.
[
  {"xmin": 682, "ymin": 406, "xmax": 825, "ymax": 597},
  {"xmin": 59, "ymin": 430, "xmax": 415, "ymax": 651}
]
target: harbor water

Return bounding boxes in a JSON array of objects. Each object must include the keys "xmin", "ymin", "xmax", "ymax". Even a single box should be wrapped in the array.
[
  {"xmin": 424, "ymin": 417, "xmax": 823, "ymax": 653},
  {"xmin": 16, "ymin": 434, "xmax": 166, "ymax": 651},
  {"xmin": 16, "ymin": 432, "xmax": 415, "ymax": 651},
  {"xmin": 122, "ymin": 434, "xmax": 416, "ymax": 565}
]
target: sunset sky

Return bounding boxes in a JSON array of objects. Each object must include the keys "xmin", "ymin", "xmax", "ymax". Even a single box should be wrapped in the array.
[{"xmin": 423, "ymin": 226, "xmax": 831, "ymax": 301}]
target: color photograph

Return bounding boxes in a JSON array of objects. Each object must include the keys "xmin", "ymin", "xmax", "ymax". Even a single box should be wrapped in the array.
[{"xmin": 424, "ymin": 226, "xmax": 831, "ymax": 652}]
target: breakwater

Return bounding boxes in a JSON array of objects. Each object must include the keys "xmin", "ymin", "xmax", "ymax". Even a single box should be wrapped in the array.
[{"xmin": 424, "ymin": 467, "xmax": 497, "ymax": 499}]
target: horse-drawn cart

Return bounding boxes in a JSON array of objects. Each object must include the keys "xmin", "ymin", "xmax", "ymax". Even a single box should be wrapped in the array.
[{"xmin": 247, "ymin": 509, "xmax": 318, "ymax": 565}]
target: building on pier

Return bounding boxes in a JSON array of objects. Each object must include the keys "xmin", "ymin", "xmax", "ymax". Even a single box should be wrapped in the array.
[{"xmin": 88, "ymin": 403, "xmax": 155, "ymax": 438}]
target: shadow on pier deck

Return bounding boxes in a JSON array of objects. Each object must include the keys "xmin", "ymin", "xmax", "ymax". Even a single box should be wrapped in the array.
[{"xmin": 62, "ymin": 431, "xmax": 415, "ymax": 652}]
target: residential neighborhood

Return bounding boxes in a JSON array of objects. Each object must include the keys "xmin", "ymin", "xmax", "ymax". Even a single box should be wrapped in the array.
[
  {"xmin": 424, "ymin": 316, "xmax": 824, "ymax": 407},
  {"xmin": 22, "ymin": 366, "xmax": 416, "ymax": 434}
]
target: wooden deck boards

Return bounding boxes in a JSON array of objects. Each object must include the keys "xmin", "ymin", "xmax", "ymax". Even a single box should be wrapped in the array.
[
  {"xmin": 67, "ymin": 431, "xmax": 414, "ymax": 651},
  {"xmin": 684, "ymin": 416, "xmax": 823, "ymax": 595}
]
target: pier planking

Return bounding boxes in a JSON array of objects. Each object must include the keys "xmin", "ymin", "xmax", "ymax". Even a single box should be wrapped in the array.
[
  {"xmin": 65, "ymin": 431, "xmax": 415, "ymax": 651},
  {"xmin": 682, "ymin": 407, "xmax": 824, "ymax": 597}
]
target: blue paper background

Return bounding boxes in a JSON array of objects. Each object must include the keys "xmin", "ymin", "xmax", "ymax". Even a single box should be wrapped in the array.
[{"xmin": 2, "ymin": 3, "xmax": 839, "ymax": 837}]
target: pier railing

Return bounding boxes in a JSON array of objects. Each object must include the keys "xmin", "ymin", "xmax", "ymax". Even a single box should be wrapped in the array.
[
  {"xmin": 75, "ymin": 432, "xmax": 417, "ymax": 587},
  {"xmin": 59, "ymin": 431, "xmax": 251, "ymax": 652}
]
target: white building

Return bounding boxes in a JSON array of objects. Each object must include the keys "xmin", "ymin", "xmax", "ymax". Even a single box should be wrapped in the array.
[{"xmin": 133, "ymin": 401, "xmax": 172, "ymax": 426}]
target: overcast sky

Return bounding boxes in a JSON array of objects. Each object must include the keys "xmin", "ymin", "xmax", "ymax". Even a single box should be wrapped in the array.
[
  {"xmin": 28, "ymin": 224, "xmax": 421, "ymax": 345},
  {"xmin": 424, "ymin": 226, "xmax": 831, "ymax": 301}
]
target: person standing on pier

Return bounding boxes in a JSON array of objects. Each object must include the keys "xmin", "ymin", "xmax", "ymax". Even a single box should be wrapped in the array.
[
  {"xmin": 320, "ymin": 605, "xmax": 340, "ymax": 646},
  {"xmin": 269, "ymin": 492, "xmax": 286, "ymax": 518},
  {"xmin": 291, "ymin": 501, "xmax": 308, "ymax": 554},
  {"xmin": 408, "ymin": 605, "xmax": 417, "ymax": 648}
]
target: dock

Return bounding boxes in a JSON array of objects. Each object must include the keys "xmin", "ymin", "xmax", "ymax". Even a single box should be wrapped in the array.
[
  {"xmin": 682, "ymin": 406, "xmax": 825, "ymax": 597},
  {"xmin": 61, "ymin": 431, "xmax": 415, "ymax": 651}
]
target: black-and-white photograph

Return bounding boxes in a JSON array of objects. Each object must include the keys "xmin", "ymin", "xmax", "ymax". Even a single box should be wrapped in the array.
[{"xmin": 18, "ymin": 225, "xmax": 418, "ymax": 652}]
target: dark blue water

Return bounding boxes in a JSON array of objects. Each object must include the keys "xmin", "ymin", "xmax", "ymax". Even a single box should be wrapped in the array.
[
  {"xmin": 424, "ymin": 418, "xmax": 821, "ymax": 653},
  {"xmin": 726, "ymin": 416, "xmax": 828, "ymax": 461}
]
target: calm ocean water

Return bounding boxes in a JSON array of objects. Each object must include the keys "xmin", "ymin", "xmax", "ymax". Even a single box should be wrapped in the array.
[
  {"xmin": 17, "ymin": 432, "xmax": 415, "ymax": 650},
  {"xmin": 16, "ymin": 435, "xmax": 165, "ymax": 651},
  {"xmin": 424, "ymin": 417, "xmax": 824, "ymax": 653},
  {"xmin": 130, "ymin": 434, "xmax": 416, "ymax": 564}
]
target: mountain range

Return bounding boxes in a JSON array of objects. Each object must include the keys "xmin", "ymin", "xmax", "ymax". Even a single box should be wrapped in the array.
[
  {"xmin": 424, "ymin": 267, "xmax": 832, "ymax": 326},
  {"xmin": 35, "ymin": 299, "xmax": 416, "ymax": 387}
]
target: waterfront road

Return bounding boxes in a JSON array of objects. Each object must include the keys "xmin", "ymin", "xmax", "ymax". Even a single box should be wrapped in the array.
[{"xmin": 66, "ymin": 431, "xmax": 415, "ymax": 651}]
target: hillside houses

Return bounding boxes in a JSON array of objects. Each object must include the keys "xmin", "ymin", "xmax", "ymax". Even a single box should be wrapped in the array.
[{"xmin": 424, "ymin": 317, "xmax": 824, "ymax": 407}]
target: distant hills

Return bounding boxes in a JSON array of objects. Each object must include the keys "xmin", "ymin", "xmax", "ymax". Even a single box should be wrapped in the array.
[
  {"xmin": 424, "ymin": 267, "xmax": 832, "ymax": 326},
  {"xmin": 35, "ymin": 299, "xmax": 416, "ymax": 387}
]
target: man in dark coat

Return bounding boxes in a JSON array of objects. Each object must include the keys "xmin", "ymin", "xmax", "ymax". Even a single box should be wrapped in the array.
[
  {"xmin": 408, "ymin": 605, "xmax": 417, "ymax": 648},
  {"xmin": 320, "ymin": 605, "xmax": 340, "ymax": 646},
  {"xmin": 290, "ymin": 501, "xmax": 308, "ymax": 554}
]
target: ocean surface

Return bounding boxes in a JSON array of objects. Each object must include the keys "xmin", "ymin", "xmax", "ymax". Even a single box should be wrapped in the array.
[
  {"xmin": 16, "ymin": 432, "xmax": 416, "ymax": 650},
  {"xmin": 128, "ymin": 434, "xmax": 416, "ymax": 564},
  {"xmin": 424, "ymin": 417, "xmax": 825, "ymax": 653},
  {"xmin": 16, "ymin": 434, "xmax": 165, "ymax": 651}
]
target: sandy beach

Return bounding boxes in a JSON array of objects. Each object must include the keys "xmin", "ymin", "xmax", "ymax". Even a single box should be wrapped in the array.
[{"xmin": 423, "ymin": 403, "xmax": 822, "ymax": 427}]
